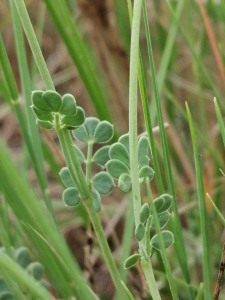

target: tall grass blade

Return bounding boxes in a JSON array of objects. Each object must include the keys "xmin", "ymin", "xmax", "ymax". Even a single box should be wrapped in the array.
[{"xmin": 186, "ymin": 104, "xmax": 212, "ymax": 300}]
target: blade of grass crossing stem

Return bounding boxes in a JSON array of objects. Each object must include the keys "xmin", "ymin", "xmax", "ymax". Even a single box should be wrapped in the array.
[
  {"xmin": 42, "ymin": 0, "xmax": 114, "ymax": 128},
  {"xmin": 142, "ymin": 2, "xmax": 194, "ymax": 297},
  {"xmin": 127, "ymin": 0, "xmax": 164, "ymax": 193},
  {"xmin": 0, "ymin": 254, "xmax": 53, "ymax": 300},
  {"xmin": 0, "ymin": 139, "xmax": 94, "ymax": 299},
  {"xmin": 0, "ymin": 34, "xmax": 55, "ymax": 222},
  {"xmin": 186, "ymin": 104, "xmax": 212, "ymax": 300},
  {"xmin": 10, "ymin": 1, "xmax": 55, "ymax": 217},
  {"xmin": 214, "ymin": 98, "xmax": 225, "ymax": 146},
  {"xmin": 149, "ymin": 0, "xmax": 185, "ymax": 125}
]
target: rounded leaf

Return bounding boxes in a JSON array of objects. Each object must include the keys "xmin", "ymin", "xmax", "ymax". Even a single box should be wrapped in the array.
[
  {"xmin": 118, "ymin": 173, "xmax": 131, "ymax": 192},
  {"xmin": 32, "ymin": 106, "xmax": 54, "ymax": 121},
  {"xmin": 32, "ymin": 90, "xmax": 52, "ymax": 112},
  {"xmin": 139, "ymin": 156, "xmax": 149, "ymax": 169},
  {"xmin": 151, "ymin": 194, "xmax": 172, "ymax": 214},
  {"xmin": 63, "ymin": 187, "xmax": 80, "ymax": 207},
  {"xmin": 135, "ymin": 223, "xmax": 145, "ymax": 241},
  {"xmin": 92, "ymin": 172, "xmax": 114, "ymax": 195},
  {"xmin": 61, "ymin": 107, "xmax": 85, "ymax": 128},
  {"xmin": 138, "ymin": 137, "xmax": 149, "ymax": 165},
  {"xmin": 72, "ymin": 125, "xmax": 88, "ymax": 143},
  {"xmin": 14, "ymin": 247, "xmax": 30, "ymax": 268},
  {"xmin": 36, "ymin": 120, "xmax": 53, "ymax": 130},
  {"xmin": 43, "ymin": 90, "xmax": 62, "ymax": 112},
  {"xmin": 59, "ymin": 93, "xmax": 77, "ymax": 116},
  {"xmin": 59, "ymin": 167, "xmax": 75, "ymax": 187},
  {"xmin": 124, "ymin": 253, "xmax": 141, "ymax": 269},
  {"xmin": 150, "ymin": 211, "xmax": 170, "ymax": 229},
  {"xmin": 118, "ymin": 133, "xmax": 129, "ymax": 153},
  {"xmin": 140, "ymin": 203, "xmax": 150, "ymax": 224},
  {"xmin": 0, "ymin": 292, "xmax": 15, "ymax": 300},
  {"xmin": 150, "ymin": 230, "xmax": 174, "ymax": 250},
  {"xmin": 92, "ymin": 189, "xmax": 101, "ymax": 213},
  {"xmin": 84, "ymin": 117, "xmax": 100, "ymax": 138},
  {"xmin": 109, "ymin": 143, "xmax": 130, "ymax": 167},
  {"xmin": 139, "ymin": 166, "xmax": 154, "ymax": 181},
  {"xmin": 26, "ymin": 262, "xmax": 43, "ymax": 280},
  {"xmin": 106, "ymin": 159, "xmax": 130, "ymax": 179},
  {"xmin": 93, "ymin": 121, "xmax": 114, "ymax": 143},
  {"xmin": 93, "ymin": 146, "xmax": 110, "ymax": 166}
]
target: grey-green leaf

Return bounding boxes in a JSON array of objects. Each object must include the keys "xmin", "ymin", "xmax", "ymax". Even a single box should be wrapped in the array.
[
  {"xmin": 84, "ymin": 117, "xmax": 100, "ymax": 138},
  {"xmin": 61, "ymin": 107, "xmax": 85, "ymax": 128},
  {"xmin": 72, "ymin": 125, "xmax": 88, "ymax": 143},
  {"xmin": 14, "ymin": 247, "xmax": 30, "ymax": 268},
  {"xmin": 151, "ymin": 194, "xmax": 172, "ymax": 214},
  {"xmin": 93, "ymin": 121, "xmax": 114, "ymax": 143},
  {"xmin": 150, "ymin": 231, "xmax": 174, "ymax": 250},
  {"xmin": 138, "ymin": 136, "xmax": 149, "ymax": 164},
  {"xmin": 124, "ymin": 253, "xmax": 141, "ymax": 269},
  {"xmin": 59, "ymin": 94, "xmax": 77, "ymax": 116},
  {"xmin": 92, "ymin": 189, "xmax": 101, "ymax": 213},
  {"xmin": 37, "ymin": 120, "xmax": 53, "ymax": 130},
  {"xmin": 92, "ymin": 172, "xmax": 114, "ymax": 195},
  {"xmin": 109, "ymin": 143, "xmax": 130, "ymax": 167},
  {"xmin": 26, "ymin": 262, "xmax": 43, "ymax": 280},
  {"xmin": 135, "ymin": 223, "xmax": 145, "ymax": 241},
  {"xmin": 139, "ymin": 166, "xmax": 154, "ymax": 181},
  {"xmin": 118, "ymin": 133, "xmax": 129, "ymax": 153},
  {"xmin": 138, "ymin": 156, "xmax": 149, "ymax": 169},
  {"xmin": 63, "ymin": 187, "xmax": 80, "ymax": 206},
  {"xmin": 32, "ymin": 106, "xmax": 54, "ymax": 121},
  {"xmin": 32, "ymin": 90, "xmax": 52, "ymax": 112},
  {"xmin": 140, "ymin": 203, "xmax": 150, "ymax": 224},
  {"xmin": 106, "ymin": 159, "xmax": 130, "ymax": 179},
  {"xmin": 151, "ymin": 211, "xmax": 170, "ymax": 229},
  {"xmin": 118, "ymin": 173, "xmax": 131, "ymax": 192},
  {"xmin": 43, "ymin": 90, "xmax": 62, "ymax": 112},
  {"xmin": 59, "ymin": 167, "xmax": 75, "ymax": 187},
  {"xmin": 93, "ymin": 146, "xmax": 110, "ymax": 166}
]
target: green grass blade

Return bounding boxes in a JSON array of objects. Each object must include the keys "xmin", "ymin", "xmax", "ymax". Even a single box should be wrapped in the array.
[
  {"xmin": 142, "ymin": 2, "xmax": 194, "ymax": 297},
  {"xmin": 186, "ymin": 104, "xmax": 212, "ymax": 300},
  {"xmin": 42, "ymin": 0, "xmax": 113, "ymax": 125},
  {"xmin": 149, "ymin": 0, "xmax": 185, "ymax": 124},
  {"xmin": 207, "ymin": 194, "xmax": 225, "ymax": 227}
]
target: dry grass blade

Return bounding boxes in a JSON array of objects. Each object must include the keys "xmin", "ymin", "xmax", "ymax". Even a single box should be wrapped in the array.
[{"xmin": 214, "ymin": 242, "xmax": 225, "ymax": 300}]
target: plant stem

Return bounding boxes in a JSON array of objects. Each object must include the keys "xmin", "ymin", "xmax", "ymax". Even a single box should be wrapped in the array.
[
  {"xmin": 86, "ymin": 142, "xmax": 94, "ymax": 189},
  {"xmin": 84, "ymin": 199, "xmax": 128, "ymax": 299},
  {"xmin": 129, "ymin": 0, "xmax": 142, "ymax": 226},
  {"xmin": 141, "ymin": 258, "xmax": 161, "ymax": 300}
]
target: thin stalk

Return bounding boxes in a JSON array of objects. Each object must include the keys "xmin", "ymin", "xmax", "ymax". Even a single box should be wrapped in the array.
[
  {"xmin": 128, "ymin": 0, "xmax": 142, "ymax": 226},
  {"xmin": 83, "ymin": 200, "xmax": 128, "ymax": 299},
  {"xmin": 86, "ymin": 142, "xmax": 94, "ymax": 189},
  {"xmin": 186, "ymin": 104, "xmax": 212, "ymax": 300},
  {"xmin": 13, "ymin": 0, "xmax": 55, "ymax": 91},
  {"xmin": 142, "ymin": 2, "xmax": 194, "ymax": 298},
  {"xmin": 141, "ymin": 258, "xmax": 161, "ymax": 300},
  {"xmin": 207, "ymin": 194, "xmax": 225, "ymax": 227}
]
